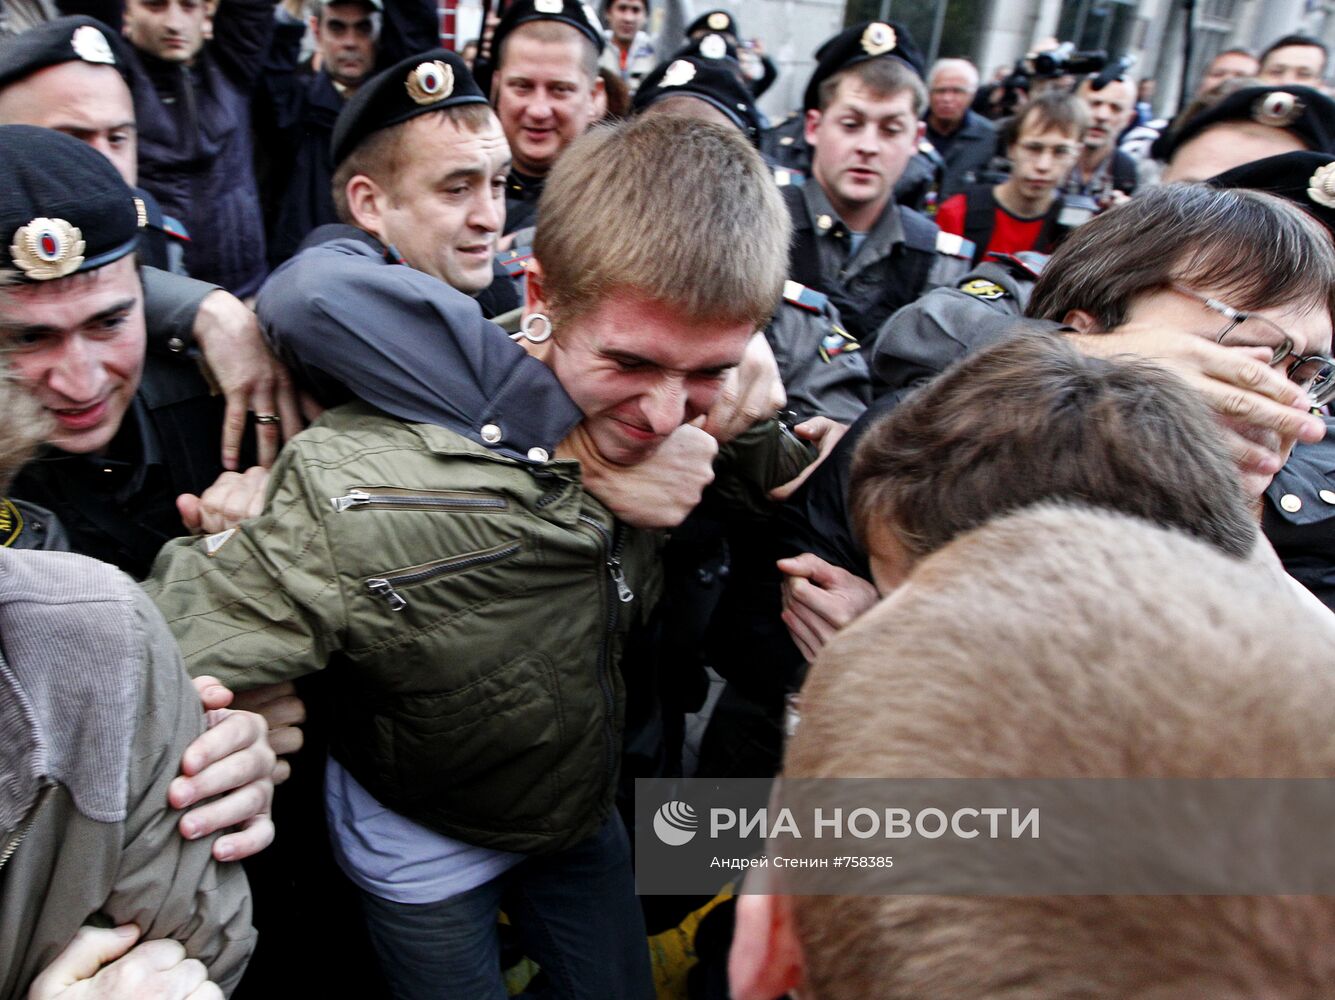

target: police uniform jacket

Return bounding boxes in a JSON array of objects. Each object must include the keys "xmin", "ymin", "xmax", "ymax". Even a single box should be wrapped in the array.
[
  {"xmin": 782, "ymin": 182, "xmax": 971, "ymax": 348},
  {"xmin": 767, "ymin": 283, "xmax": 869, "ymax": 424},
  {"xmin": 123, "ymin": 0, "xmax": 274, "ymax": 298},
  {"xmin": 1263, "ymin": 418, "xmax": 1335, "ymax": 613}
]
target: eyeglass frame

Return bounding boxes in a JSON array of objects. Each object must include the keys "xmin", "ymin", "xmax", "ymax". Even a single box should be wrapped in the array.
[{"xmin": 1169, "ymin": 284, "xmax": 1335, "ymax": 406}]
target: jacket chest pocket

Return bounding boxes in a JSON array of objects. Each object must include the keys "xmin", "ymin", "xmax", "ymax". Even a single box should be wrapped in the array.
[{"xmin": 365, "ymin": 541, "xmax": 523, "ymax": 612}]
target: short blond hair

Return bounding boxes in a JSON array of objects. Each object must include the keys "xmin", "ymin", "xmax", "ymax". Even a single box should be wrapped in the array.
[
  {"xmin": 533, "ymin": 115, "xmax": 789, "ymax": 328},
  {"xmin": 786, "ymin": 505, "xmax": 1335, "ymax": 998}
]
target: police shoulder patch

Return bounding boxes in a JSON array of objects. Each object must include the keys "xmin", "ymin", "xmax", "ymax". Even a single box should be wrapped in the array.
[
  {"xmin": 0, "ymin": 499, "xmax": 24, "ymax": 547},
  {"xmin": 783, "ymin": 279, "xmax": 827, "ymax": 314},
  {"xmin": 819, "ymin": 324, "xmax": 860, "ymax": 363},
  {"xmin": 958, "ymin": 278, "xmax": 1009, "ymax": 301},
  {"xmin": 498, "ymin": 245, "xmax": 534, "ymax": 278},
  {"xmin": 935, "ymin": 231, "xmax": 975, "ymax": 259}
]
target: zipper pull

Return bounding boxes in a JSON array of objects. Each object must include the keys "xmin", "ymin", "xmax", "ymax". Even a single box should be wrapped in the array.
[
  {"xmin": 330, "ymin": 489, "xmax": 371, "ymax": 512},
  {"xmin": 608, "ymin": 557, "xmax": 634, "ymax": 603},
  {"xmin": 366, "ymin": 578, "xmax": 408, "ymax": 611}
]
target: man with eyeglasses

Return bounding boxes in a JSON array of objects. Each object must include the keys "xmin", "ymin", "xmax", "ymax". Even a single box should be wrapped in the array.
[{"xmin": 936, "ymin": 92, "xmax": 1088, "ymax": 265}]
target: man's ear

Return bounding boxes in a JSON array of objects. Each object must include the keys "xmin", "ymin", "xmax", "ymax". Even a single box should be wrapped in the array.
[
  {"xmin": 728, "ymin": 893, "xmax": 806, "ymax": 1000},
  {"xmin": 591, "ymin": 74, "xmax": 607, "ymax": 120},
  {"xmin": 1062, "ymin": 308, "xmax": 1102, "ymax": 333},
  {"xmin": 915, "ymin": 118, "xmax": 926, "ymax": 143},
  {"xmin": 804, "ymin": 108, "xmax": 822, "ymax": 146},
  {"xmin": 346, "ymin": 174, "xmax": 389, "ymax": 244},
  {"xmin": 523, "ymin": 258, "xmax": 549, "ymax": 315}
]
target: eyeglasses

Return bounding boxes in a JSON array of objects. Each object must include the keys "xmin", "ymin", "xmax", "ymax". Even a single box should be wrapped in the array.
[
  {"xmin": 1171, "ymin": 284, "xmax": 1335, "ymax": 406},
  {"xmin": 1015, "ymin": 140, "xmax": 1080, "ymax": 159}
]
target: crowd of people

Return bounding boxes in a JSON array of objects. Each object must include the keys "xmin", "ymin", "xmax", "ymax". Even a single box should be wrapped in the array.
[{"xmin": 2, "ymin": 0, "xmax": 1335, "ymax": 997}]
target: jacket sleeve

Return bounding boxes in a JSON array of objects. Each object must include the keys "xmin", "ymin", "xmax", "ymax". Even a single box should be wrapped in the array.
[
  {"xmin": 211, "ymin": 0, "xmax": 279, "ymax": 90},
  {"xmin": 143, "ymin": 444, "xmax": 347, "ymax": 691},
  {"xmin": 252, "ymin": 8, "xmax": 307, "ymax": 140},
  {"xmin": 102, "ymin": 587, "xmax": 255, "ymax": 996},
  {"xmin": 378, "ymin": 0, "xmax": 441, "ymax": 67},
  {"xmin": 141, "ymin": 267, "xmax": 217, "ymax": 358},
  {"xmin": 766, "ymin": 301, "xmax": 870, "ymax": 425}
]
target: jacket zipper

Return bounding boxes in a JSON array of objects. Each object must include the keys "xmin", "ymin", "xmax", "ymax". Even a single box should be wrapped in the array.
[
  {"xmin": 330, "ymin": 488, "xmax": 507, "ymax": 513},
  {"xmin": 0, "ymin": 785, "xmax": 50, "ymax": 876},
  {"xmin": 365, "ymin": 542, "xmax": 522, "ymax": 612},
  {"xmin": 578, "ymin": 513, "xmax": 633, "ymax": 785}
]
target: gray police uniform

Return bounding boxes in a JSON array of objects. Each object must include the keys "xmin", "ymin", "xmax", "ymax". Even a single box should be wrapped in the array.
[
  {"xmin": 766, "ymin": 280, "xmax": 869, "ymax": 424},
  {"xmin": 782, "ymin": 182, "xmax": 973, "ymax": 350}
]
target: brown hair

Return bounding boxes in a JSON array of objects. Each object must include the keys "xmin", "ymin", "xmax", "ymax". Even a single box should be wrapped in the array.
[
  {"xmin": 848, "ymin": 331, "xmax": 1257, "ymax": 561},
  {"xmin": 1027, "ymin": 184, "xmax": 1335, "ymax": 330},
  {"xmin": 331, "ymin": 104, "xmax": 497, "ymax": 222},
  {"xmin": 1001, "ymin": 89, "xmax": 1090, "ymax": 146},
  {"xmin": 532, "ymin": 115, "xmax": 789, "ymax": 328},
  {"xmin": 787, "ymin": 505, "xmax": 1335, "ymax": 998},
  {"xmin": 817, "ymin": 57, "xmax": 927, "ymax": 116}
]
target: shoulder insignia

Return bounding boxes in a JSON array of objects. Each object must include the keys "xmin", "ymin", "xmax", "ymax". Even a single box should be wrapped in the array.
[
  {"xmin": 818, "ymin": 324, "xmax": 860, "ymax": 363},
  {"xmin": 935, "ymin": 231, "xmax": 975, "ymax": 259},
  {"xmin": 958, "ymin": 278, "xmax": 1009, "ymax": 301},
  {"xmin": 162, "ymin": 214, "xmax": 191, "ymax": 243},
  {"xmin": 497, "ymin": 245, "xmax": 534, "ymax": 278},
  {"xmin": 772, "ymin": 167, "xmax": 805, "ymax": 188},
  {"xmin": 782, "ymin": 279, "xmax": 827, "ymax": 314},
  {"xmin": 0, "ymin": 498, "xmax": 23, "ymax": 547}
]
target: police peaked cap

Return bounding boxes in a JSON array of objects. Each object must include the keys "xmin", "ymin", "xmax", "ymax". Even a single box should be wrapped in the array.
[
  {"xmin": 1209, "ymin": 150, "xmax": 1335, "ymax": 238},
  {"xmin": 0, "ymin": 15, "xmax": 130, "ymax": 91},
  {"xmin": 477, "ymin": 0, "xmax": 606, "ymax": 95},
  {"xmin": 1157, "ymin": 85, "xmax": 1335, "ymax": 162},
  {"xmin": 633, "ymin": 47, "xmax": 761, "ymax": 144},
  {"xmin": 803, "ymin": 21, "xmax": 925, "ymax": 111},
  {"xmin": 332, "ymin": 48, "xmax": 489, "ymax": 165},
  {"xmin": 687, "ymin": 9, "xmax": 740, "ymax": 38},
  {"xmin": 0, "ymin": 125, "xmax": 139, "ymax": 283}
]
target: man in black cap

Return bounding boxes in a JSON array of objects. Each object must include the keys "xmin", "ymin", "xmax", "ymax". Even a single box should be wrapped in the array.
[
  {"xmin": 1159, "ymin": 84, "xmax": 1335, "ymax": 182},
  {"xmin": 256, "ymin": 0, "xmax": 439, "ymax": 267},
  {"xmin": 686, "ymin": 9, "xmax": 775, "ymax": 97},
  {"xmin": 0, "ymin": 15, "xmax": 301, "ymax": 474},
  {"xmin": 784, "ymin": 20, "xmax": 973, "ymax": 347},
  {"xmin": 481, "ymin": 0, "xmax": 607, "ymax": 234}
]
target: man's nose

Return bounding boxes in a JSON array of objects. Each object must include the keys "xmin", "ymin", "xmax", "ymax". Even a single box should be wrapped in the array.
[
  {"xmin": 48, "ymin": 338, "xmax": 108, "ymax": 402},
  {"xmin": 643, "ymin": 378, "xmax": 688, "ymax": 435}
]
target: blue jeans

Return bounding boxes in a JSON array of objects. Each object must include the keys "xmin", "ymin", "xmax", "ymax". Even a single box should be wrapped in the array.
[{"xmin": 358, "ymin": 814, "xmax": 653, "ymax": 1000}]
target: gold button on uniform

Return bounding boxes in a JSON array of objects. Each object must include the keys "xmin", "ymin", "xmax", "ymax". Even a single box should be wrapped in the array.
[{"xmin": 1281, "ymin": 493, "xmax": 1303, "ymax": 513}]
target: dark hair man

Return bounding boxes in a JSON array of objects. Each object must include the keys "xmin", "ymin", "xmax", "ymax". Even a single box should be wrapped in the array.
[
  {"xmin": 785, "ymin": 21, "xmax": 973, "ymax": 345},
  {"xmin": 1260, "ymin": 33, "xmax": 1328, "ymax": 88},
  {"xmin": 1068, "ymin": 73, "xmax": 1138, "ymax": 203},
  {"xmin": 1197, "ymin": 46, "xmax": 1259, "ymax": 96},
  {"xmin": 936, "ymin": 92, "xmax": 1089, "ymax": 264},
  {"xmin": 119, "ymin": 0, "xmax": 275, "ymax": 298},
  {"xmin": 600, "ymin": 0, "xmax": 656, "ymax": 94}
]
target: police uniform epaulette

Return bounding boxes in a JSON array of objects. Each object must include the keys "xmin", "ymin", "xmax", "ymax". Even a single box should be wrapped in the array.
[
  {"xmin": 935, "ymin": 231, "xmax": 975, "ymax": 260},
  {"xmin": 782, "ymin": 279, "xmax": 827, "ymax": 313},
  {"xmin": 497, "ymin": 246, "xmax": 534, "ymax": 278},
  {"xmin": 161, "ymin": 214, "xmax": 191, "ymax": 243},
  {"xmin": 772, "ymin": 166, "xmax": 805, "ymax": 188},
  {"xmin": 987, "ymin": 251, "xmax": 1047, "ymax": 279}
]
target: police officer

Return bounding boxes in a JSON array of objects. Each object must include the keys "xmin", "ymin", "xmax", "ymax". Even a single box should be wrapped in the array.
[
  {"xmin": 685, "ymin": 9, "xmax": 776, "ymax": 98},
  {"xmin": 783, "ymin": 21, "xmax": 973, "ymax": 347}
]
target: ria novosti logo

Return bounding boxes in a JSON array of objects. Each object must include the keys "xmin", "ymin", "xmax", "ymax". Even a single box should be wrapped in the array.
[{"xmin": 653, "ymin": 800, "xmax": 698, "ymax": 846}]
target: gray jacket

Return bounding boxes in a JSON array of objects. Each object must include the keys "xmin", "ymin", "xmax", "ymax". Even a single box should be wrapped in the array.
[{"xmin": 0, "ymin": 550, "xmax": 253, "ymax": 998}]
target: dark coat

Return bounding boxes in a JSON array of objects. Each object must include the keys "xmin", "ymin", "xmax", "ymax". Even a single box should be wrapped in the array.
[
  {"xmin": 125, "ymin": 0, "xmax": 275, "ymax": 298},
  {"xmin": 928, "ymin": 109, "xmax": 998, "ymax": 199}
]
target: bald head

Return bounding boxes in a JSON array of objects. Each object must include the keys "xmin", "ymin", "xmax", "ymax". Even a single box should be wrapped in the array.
[{"xmin": 0, "ymin": 60, "xmax": 137, "ymax": 183}]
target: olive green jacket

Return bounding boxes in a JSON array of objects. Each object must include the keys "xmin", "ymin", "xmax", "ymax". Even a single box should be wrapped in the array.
[{"xmin": 145, "ymin": 404, "xmax": 661, "ymax": 854}]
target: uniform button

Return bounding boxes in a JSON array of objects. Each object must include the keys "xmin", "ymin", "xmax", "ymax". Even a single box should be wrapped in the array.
[
  {"xmin": 1281, "ymin": 493, "xmax": 1303, "ymax": 513},
  {"xmin": 480, "ymin": 423, "xmax": 502, "ymax": 444},
  {"xmin": 1321, "ymin": 489, "xmax": 1335, "ymax": 505},
  {"xmin": 167, "ymin": 337, "xmax": 185, "ymax": 353},
  {"xmin": 779, "ymin": 136, "xmax": 794, "ymax": 146},
  {"xmin": 816, "ymin": 214, "xmax": 833, "ymax": 231},
  {"xmin": 527, "ymin": 446, "xmax": 549, "ymax": 463}
]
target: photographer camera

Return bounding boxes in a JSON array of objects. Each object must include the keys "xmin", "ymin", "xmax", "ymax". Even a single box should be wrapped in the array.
[{"xmin": 935, "ymin": 91, "xmax": 1089, "ymax": 264}]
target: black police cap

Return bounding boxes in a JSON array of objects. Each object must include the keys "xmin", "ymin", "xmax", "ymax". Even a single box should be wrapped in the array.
[
  {"xmin": 686, "ymin": 9, "xmax": 739, "ymax": 38},
  {"xmin": 1209, "ymin": 150, "xmax": 1335, "ymax": 237},
  {"xmin": 0, "ymin": 15, "xmax": 130, "ymax": 91},
  {"xmin": 0, "ymin": 125, "xmax": 138, "ymax": 282},
  {"xmin": 673, "ymin": 31, "xmax": 740, "ymax": 63},
  {"xmin": 803, "ymin": 21, "xmax": 925, "ymax": 112},
  {"xmin": 633, "ymin": 44, "xmax": 761, "ymax": 143},
  {"xmin": 1158, "ymin": 85, "xmax": 1335, "ymax": 163},
  {"xmin": 332, "ymin": 49, "xmax": 488, "ymax": 166},
  {"xmin": 477, "ymin": 0, "xmax": 606, "ymax": 94}
]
